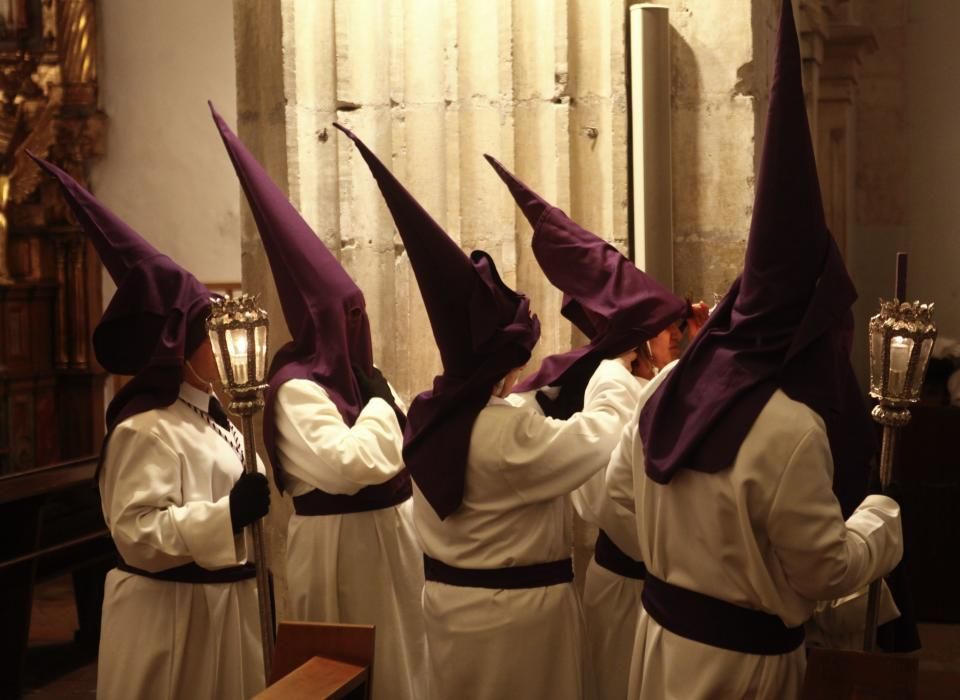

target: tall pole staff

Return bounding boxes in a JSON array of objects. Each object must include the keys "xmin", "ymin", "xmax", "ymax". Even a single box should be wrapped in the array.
[
  {"xmin": 863, "ymin": 253, "xmax": 936, "ymax": 651},
  {"xmin": 207, "ymin": 294, "xmax": 275, "ymax": 681}
]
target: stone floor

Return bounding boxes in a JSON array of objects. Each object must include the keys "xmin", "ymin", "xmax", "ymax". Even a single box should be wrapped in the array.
[{"xmin": 20, "ymin": 574, "xmax": 960, "ymax": 698}]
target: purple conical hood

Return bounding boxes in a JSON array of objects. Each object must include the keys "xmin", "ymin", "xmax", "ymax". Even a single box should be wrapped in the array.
[
  {"xmin": 334, "ymin": 123, "xmax": 529, "ymax": 378},
  {"xmin": 636, "ymin": 0, "xmax": 874, "ymax": 515},
  {"xmin": 29, "ymin": 153, "xmax": 212, "ymax": 433},
  {"xmin": 335, "ymin": 123, "xmax": 540, "ymax": 519},
  {"xmin": 485, "ymin": 155, "xmax": 688, "ymax": 398},
  {"xmin": 209, "ymin": 105, "xmax": 373, "ymax": 488}
]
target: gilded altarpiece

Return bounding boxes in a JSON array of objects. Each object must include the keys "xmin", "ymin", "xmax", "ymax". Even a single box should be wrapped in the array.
[{"xmin": 0, "ymin": 0, "xmax": 104, "ymax": 474}]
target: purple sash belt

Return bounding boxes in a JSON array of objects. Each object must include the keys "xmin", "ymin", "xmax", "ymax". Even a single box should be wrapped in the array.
[
  {"xmin": 641, "ymin": 572, "xmax": 805, "ymax": 655},
  {"xmin": 117, "ymin": 558, "xmax": 256, "ymax": 584},
  {"xmin": 423, "ymin": 554, "xmax": 574, "ymax": 590},
  {"xmin": 293, "ymin": 469, "xmax": 412, "ymax": 516},
  {"xmin": 594, "ymin": 529, "xmax": 647, "ymax": 580}
]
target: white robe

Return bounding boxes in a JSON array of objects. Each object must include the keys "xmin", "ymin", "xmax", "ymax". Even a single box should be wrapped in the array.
[
  {"xmin": 273, "ymin": 378, "xmax": 426, "ymax": 700},
  {"xmin": 570, "ymin": 374, "xmax": 654, "ymax": 700},
  {"xmin": 512, "ymin": 377, "xmax": 650, "ymax": 700},
  {"xmin": 414, "ymin": 359, "xmax": 643, "ymax": 700},
  {"xmin": 607, "ymin": 373, "xmax": 903, "ymax": 700},
  {"xmin": 97, "ymin": 382, "xmax": 265, "ymax": 700}
]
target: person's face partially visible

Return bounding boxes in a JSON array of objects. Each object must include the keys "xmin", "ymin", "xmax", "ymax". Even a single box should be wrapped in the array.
[
  {"xmin": 648, "ymin": 323, "xmax": 682, "ymax": 369},
  {"xmin": 187, "ymin": 338, "xmax": 220, "ymax": 385}
]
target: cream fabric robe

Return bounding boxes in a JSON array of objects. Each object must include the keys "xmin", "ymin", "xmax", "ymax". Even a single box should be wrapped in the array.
[
  {"xmin": 414, "ymin": 359, "xmax": 643, "ymax": 700},
  {"xmin": 273, "ymin": 378, "xmax": 426, "ymax": 700},
  {"xmin": 510, "ymin": 377, "xmax": 649, "ymax": 700},
  {"xmin": 97, "ymin": 382, "xmax": 265, "ymax": 700},
  {"xmin": 607, "ymin": 370, "xmax": 903, "ymax": 700},
  {"xmin": 570, "ymin": 374, "xmax": 654, "ymax": 700}
]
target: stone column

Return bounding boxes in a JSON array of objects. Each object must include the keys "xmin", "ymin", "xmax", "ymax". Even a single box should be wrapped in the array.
[
  {"xmin": 391, "ymin": 0, "xmax": 448, "ymax": 397},
  {"xmin": 658, "ymin": 0, "xmax": 762, "ymax": 300},
  {"xmin": 799, "ymin": 0, "xmax": 826, "ymax": 147},
  {"xmin": 232, "ymin": 0, "xmax": 293, "ymax": 617},
  {"xmin": 511, "ymin": 0, "xmax": 567, "ymax": 371},
  {"xmin": 818, "ymin": 23, "xmax": 876, "ymax": 257},
  {"xmin": 629, "ymin": 4, "xmax": 673, "ymax": 287}
]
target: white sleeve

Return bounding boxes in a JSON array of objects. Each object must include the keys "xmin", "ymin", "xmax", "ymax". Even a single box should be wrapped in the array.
[
  {"xmin": 603, "ymin": 364, "xmax": 674, "ymax": 516},
  {"xmin": 494, "ymin": 359, "xmax": 644, "ymax": 503},
  {"xmin": 274, "ymin": 378, "xmax": 405, "ymax": 495},
  {"xmin": 767, "ymin": 426, "xmax": 903, "ymax": 602},
  {"xmin": 602, "ymin": 417, "xmax": 639, "ymax": 515},
  {"xmin": 100, "ymin": 424, "xmax": 242, "ymax": 572},
  {"xmin": 807, "ymin": 580, "xmax": 900, "ymax": 649}
]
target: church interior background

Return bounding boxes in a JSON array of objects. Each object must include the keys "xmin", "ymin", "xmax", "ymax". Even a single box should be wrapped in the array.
[{"xmin": 1, "ymin": 0, "xmax": 959, "ymax": 696}]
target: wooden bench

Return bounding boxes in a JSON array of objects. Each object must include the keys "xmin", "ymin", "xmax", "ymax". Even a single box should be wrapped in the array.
[
  {"xmin": 0, "ymin": 456, "xmax": 115, "ymax": 697},
  {"xmin": 256, "ymin": 622, "xmax": 376, "ymax": 699}
]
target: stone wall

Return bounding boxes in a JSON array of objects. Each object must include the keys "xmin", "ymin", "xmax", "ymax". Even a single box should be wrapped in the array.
[
  {"xmin": 903, "ymin": 1, "xmax": 960, "ymax": 343},
  {"xmin": 93, "ymin": 0, "xmax": 240, "ymax": 291},
  {"xmin": 663, "ymin": 0, "xmax": 768, "ymax": 301},
  {"xmin": 848, "ymin": 0, "xmax": 907, "ymax": 382},
  {"xmin": 235, "ymin": 0, "xmax": 778, "ymax": 404}
]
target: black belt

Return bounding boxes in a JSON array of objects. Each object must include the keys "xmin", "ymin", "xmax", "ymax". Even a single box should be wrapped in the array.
[
  {"xmin": 423, "ymin": 554, "xmax": 574, "ymax": 590},
  {"xmin": 117, "ymin": 558, "xmax": 256, "ymax": 584},
  {"xmin": 641, "ymin": 572, "xmax": 804, "ymax": 655},
  {"xmin": 293, "ymin": 469, "xmax": 412, "ymax": 516},
  {"xmin": 594, "ymin": 529, "xmax": 647, "ymax": 580}
]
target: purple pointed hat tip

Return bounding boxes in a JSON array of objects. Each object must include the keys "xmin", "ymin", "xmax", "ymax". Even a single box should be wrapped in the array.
[
  {"xmin": 483, "ymin": 153, "xmax": 517, "ymax": 185},
  {"xmin": 483, "ymin": 154, "xmax": 550, "ymax": 231},
  {"xmin": 27, "ymin": 151, "xmax": 76, "ymax": 189},
  {"xmin": 208, "ymin": 101, "xmax": 230, "ymax": 133},
  {"xmin": 483, "ymin": 153, "xmax": 503, "ymax": 170},
  {"xmin": 26, "ymin": 149, "xmax": 51, "ymax": 172},
  {"xmin": 333, "ymin": 122, "xmax": 358, "ymax": 142}
]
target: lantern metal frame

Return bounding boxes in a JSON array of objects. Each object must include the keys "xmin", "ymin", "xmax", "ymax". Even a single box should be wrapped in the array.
[
  {"xmin": 868, "ymin": 299, "xmax": 937, "ymax": 427},
  {"xmin": 206, "ymin": 293, "xmax": 275, "ymax": 681},
  {"xmin": 207, "ymin": 294, "xmax": 270, "ymax": 415},
  {"xmin": 863, "ymin": 298, "xmax": 936, "ymax": 652}
]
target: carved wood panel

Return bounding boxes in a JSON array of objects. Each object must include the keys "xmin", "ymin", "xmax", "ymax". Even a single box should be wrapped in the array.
[{"xmin": 0, "ymin": 0, "xmax": 105, "ymax": 475}]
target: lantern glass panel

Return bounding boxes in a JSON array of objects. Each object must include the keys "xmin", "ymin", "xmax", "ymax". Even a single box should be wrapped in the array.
[
  {"xmin": 916, "ymin": 337, "xmax": 934, "ymax": 391},
  {"xmin": 254, "ymin": 324, "xmax": 268, "ymax": 382},
  {"xmin": 887, "ymin": 335, "xmax": 913, "ymax": 398},
  {"xmin": 869, "ymin": 324, "xmax": 884, "ymax": 391},
  {"xmin": 209, "ymin": 330, "xmax": 229, "ymax": 385},
  {"xmin": 226, "ymin": 327, "xmax": 250, "ymax": 385}
]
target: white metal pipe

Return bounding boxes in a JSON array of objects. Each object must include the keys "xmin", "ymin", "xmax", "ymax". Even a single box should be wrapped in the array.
[{"xmin": 629, "ymin": 4, "xmax": 673, "ymax": 287}]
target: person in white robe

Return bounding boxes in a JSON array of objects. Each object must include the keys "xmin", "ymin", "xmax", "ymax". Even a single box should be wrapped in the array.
[
  {"xmin": 607, "ymin": 366, "xmax": 902, "ymax": 699},
  {"xmin": 604, "ymin": 3, "xmax": 904, "ymax": 697},
  {"xmin": 417, "ymin": 356, "xmax": 643, "ymax": 700},
  {"xmin": 99, "ymin": 377, "xmax": 267, "ymax": 700},
  {"xmin": 272, "ymin": 378, "xmax": 426, "ymax": 700},
  {"xmin": 341, "ymin": 123, "xmax": 649, "ymax": 699},
  {"xmin": 211, "ymin": 106, "xmax": 427, "ymax": 700},
  {"xmin": 30, "ymin": 155, "xmax": 270, "ymax": 700},
  {"xmin": 486, "ymin": 154, "xmax": 711, "ymax": 700}
]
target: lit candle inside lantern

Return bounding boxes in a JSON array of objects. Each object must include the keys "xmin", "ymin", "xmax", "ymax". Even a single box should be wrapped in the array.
[
  {"xmin": 226, "ymin": 328, "xmax": 249, "ymax": 384},
  {"xmin": 887, "ymin": 335, "xmax": 911, "ymax": 397}
]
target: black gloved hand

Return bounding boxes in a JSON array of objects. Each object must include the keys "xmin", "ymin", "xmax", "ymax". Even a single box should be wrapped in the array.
[
  {"xmin": 229, "ymin": 471, "xmax": 270, "ymax": 533},
  {"xmin": 536, "ymin": 383, "xmax": 587, "ymax": 420},
  {"xmin": 353, "ymin": 365, "xmax": 395, "ymax": 404},
  {"xmin": 353, "ymin": 365, "xmax": 407, "ymax": 431}
]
